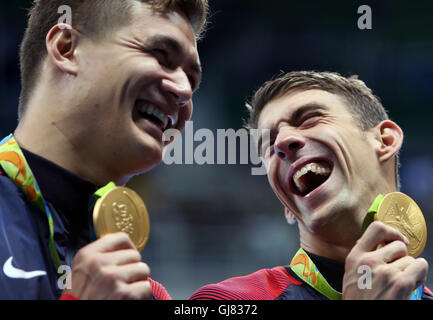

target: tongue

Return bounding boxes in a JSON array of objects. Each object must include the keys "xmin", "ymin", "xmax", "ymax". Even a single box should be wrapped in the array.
[{"xmin": 296, "ymin": 170, "xmax": 330, "ymax": 196}]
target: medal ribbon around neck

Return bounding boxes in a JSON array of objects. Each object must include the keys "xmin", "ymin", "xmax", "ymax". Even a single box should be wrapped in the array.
[
  {"xmin": 290, "ymin": 248, "xmax": 342, "ymax": 300},
  {"xmin": 0, "ymin": 134, "xmax": 62, "ymax": 272},
  {"xmin": 290, "ymin": 247, "xmax": 423, "ymax": 300},
  {"xmin": 0, "ymin": 134, "xmax": 120, "ymax": 276}
]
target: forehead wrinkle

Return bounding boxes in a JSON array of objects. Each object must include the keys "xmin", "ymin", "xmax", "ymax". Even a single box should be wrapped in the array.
[
  {"xmin": 142, "ymin": 33, "xmax": 201, "ymax": 78},
  {"xmin": 126, "ymin": 4, "xmax": 201, "ymax": 77},
  {"xmin": 257, "ymin": 101, "xmax": 330, "ymax": 150},
  {"xmin": 145, "ymin": 34, "xmax": 182, "ymax": 53},
  {"xmin": 287, "ymin": 103, "xmax": 328, "ymax": 123},
  {"xmin": 151, "ymin": 35, "xmax": 202, "ymax": 76},
  {"xmin": 261, "ymin": 100, "xmax": 330, "ymax": 128}
]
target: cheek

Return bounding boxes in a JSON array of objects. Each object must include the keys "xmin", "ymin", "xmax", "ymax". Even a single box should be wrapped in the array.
[
  {"xmin": 176, "ymin": 103, "xmax": 193, "ymax": 132},
  {"xmin": 185, "ymin": 103, "xmax": 193, "ymax": 121},
  {"xmin": 267, "ymin": 159, "xmax": 290, "ymax": 201},
  {"xmin": 334, "ymin": 131, "xmax": 378, "ymax": 181},
  {"xmin": 351, "ymin": 143, "xmax": 379, "ymax": 177}
]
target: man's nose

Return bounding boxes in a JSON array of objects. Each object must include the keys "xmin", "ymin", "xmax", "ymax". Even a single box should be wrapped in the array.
[
  {"xmin": 161, "ymin": 68, "xmax": 193, "ymax": 107},
  {"xmin": 274, "ymin": 129, "xmax": 306, "ymax": 161}
]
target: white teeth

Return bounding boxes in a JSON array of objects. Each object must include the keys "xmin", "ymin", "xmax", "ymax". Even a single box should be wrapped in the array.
[
  {"xmin": 293, "ymin": 163, "xmax": 331, "ymax": 193},
  {"xmin": 138, "ymin": 103, "xmax": 170, "ymax": 130},
  {"xmin": 168, "ymin": 114, "xmax": 178, "ymax": 127}
]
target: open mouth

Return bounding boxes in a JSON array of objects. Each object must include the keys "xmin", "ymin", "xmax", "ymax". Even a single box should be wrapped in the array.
[
  {"xmin": 135, "ymin": 99, "xmax": 177, "ymax": 132},
  {"xmin": 291, "ymin": 160, "xmax": 333, "ymax": 196}
]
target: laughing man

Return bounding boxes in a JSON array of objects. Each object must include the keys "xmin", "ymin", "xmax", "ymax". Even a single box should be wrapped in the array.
[
  {"xmin": 0, "ymin": 0, "xmax": 207, "ymax": 300},
  {"xmin": 190, "ymin": 71, "xmax": 432, "ymax": 300}
]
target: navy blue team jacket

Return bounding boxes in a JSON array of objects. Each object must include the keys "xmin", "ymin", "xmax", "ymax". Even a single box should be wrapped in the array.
[{"xmin": 0, "ymin": 148, "xmax": 169, "ymax": 299}]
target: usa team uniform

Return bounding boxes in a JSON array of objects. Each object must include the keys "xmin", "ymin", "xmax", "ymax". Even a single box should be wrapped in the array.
[
  {"xmin": 0, "ymin": 135, "xmax": 170, "ymax": 299},
  {"xmin": 190, "ymin": 249, "xmax": 433, "ymax": 300}
]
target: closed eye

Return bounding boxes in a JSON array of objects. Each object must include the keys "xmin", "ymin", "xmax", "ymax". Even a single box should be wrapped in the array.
[
  {"xmin": 299, "ymin": 112, "xmax": 323, "ymax": 127},
  {"xmin": 151, "ymin": 48, "xmax": 173, "ymax": 68},
  {"xmin": 151, "ymin": 49, "xmax": 198, "ymax": 91}
]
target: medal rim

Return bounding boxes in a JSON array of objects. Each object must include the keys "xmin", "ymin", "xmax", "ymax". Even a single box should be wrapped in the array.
[
  {"xmin": 93, "ymin": 187, "xmax": 150, "ymax": 251},
  {"xmin": 376, "ymin": 192, "xmax": 427, "ymax": 257}
]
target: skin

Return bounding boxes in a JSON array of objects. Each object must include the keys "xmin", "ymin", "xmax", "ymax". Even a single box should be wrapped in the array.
[
  {"xmin": 257, "ymin": 89, "xmax": 428, "ymax": 299},
  {"xmin": 15, "ymin": 3, "xmax": 201, "ymax": 186},
  {"xmin": 64, "ymin": 232, "xmax": 152, "ymax": 300},
  {"xmin": 14, "ymin": 3, "xmax": 201, "ymax": 300}
]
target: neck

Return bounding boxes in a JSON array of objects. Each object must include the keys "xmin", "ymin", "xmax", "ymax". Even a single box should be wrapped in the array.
[
  {"xmin": 299, "ymin": 224, "xmax": 353, "ymax": 262},
  {"xmin": 296, "ymin": 204, "xmax": 367, "ymax": 262},
  {"xmin": 298, "ymin": 184, "xmax": 397, "ymax": 262},
  {"xmin": 14, "ymin": 112, "xmax": 129, "ymax": 187}
]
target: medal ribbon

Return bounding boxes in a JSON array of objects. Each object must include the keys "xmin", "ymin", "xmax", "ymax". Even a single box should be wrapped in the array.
[
  {"xmin": 0, "ymin": 134, "xmax": 119, "ymax": 277},
  {"xmin": 362, "ymin": 194, "xmax": 424, "ymax": 300},
  {"xmin": 290, "ymin": 247, "xmax": 423, "ymax": 300},
  {"xmin": 0, "ymin": 134, "xmax": 62, "ymax": 272},
  {"xmin": 88, "ymin": 181, "xmax": 117, "ymax": 241},
  {"xmin": 290, "ymin": 248, "xmax": 342, "ymax": 300}
]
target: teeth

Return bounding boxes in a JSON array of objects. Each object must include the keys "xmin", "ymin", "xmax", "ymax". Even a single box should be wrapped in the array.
[
  {"xmin": 293, "ymin": 163, "xmax": 331, "ymax": 193},
  {"xmin": 168, "ymin": 114, "xmax": 178, "ymax": 127},
  {"xmin": 138, "ymin": 103, "xmax": 169, "ymax": 130}
]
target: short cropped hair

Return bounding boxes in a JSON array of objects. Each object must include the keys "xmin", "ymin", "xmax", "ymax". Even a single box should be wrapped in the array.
[
  {"xmin": 246, "ymin": 70, "xmax": 401, "ymax": 189},
  {"xmin": 18, "ymin": 0, "xmax": 209, "ymax": 118}
]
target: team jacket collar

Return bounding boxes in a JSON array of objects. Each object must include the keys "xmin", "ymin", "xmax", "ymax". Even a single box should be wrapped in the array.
[{"xmin": 21, "ymin": 147, "xmax": 97, "ymax": 233}]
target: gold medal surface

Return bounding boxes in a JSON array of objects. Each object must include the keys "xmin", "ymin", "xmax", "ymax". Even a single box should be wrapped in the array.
[
  {"xmin": 93, "ymin": 187, "xmax": 150, "ymax": 252},
  {"xmin": 375, "ymin": 192, "xmax": 427, "ymax": 257}
]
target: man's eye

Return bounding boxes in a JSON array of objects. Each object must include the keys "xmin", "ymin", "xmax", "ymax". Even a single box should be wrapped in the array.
[
  {"xmin": 152, "ymin": 49, "xmax": 172, "ymax": 67},
  {"xmin": 300, "ymin": 113, "xmax": 321, "ymax": 126},
  {"xmin": 152, "ymin": 48, "xmax": 168, "ymax": 57}
]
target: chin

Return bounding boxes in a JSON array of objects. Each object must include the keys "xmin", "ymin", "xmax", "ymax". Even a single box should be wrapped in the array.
[
  {"xmin": 139, "ymin": 147, "xmax": 163, "ymax": 171},
  {"xmin": 124, "ymin": 139, "xmax": 164, "ymax": 175},
  {"xmin": 304, "ymin": 191, "xmax": 361, "ymax": 236},
  {"xmin": 299, "ymin": 203, "xmax": 334, "ymax": 232}
]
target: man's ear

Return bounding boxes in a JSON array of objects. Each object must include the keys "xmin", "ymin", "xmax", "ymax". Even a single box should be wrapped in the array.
[
  {"xmin": 45, "ymin": 24, "xmax": 80, "ymax": 76},
  {"xmin": 284, "ymin": 207, "xmax": 297, "ymax": 225},
  {"xmin": 372, "ymin": 120, "xmax": 403, "ymax": 164}
]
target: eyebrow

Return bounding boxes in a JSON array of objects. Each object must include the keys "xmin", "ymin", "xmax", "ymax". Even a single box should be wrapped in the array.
[
  {"xmin": 257, "ymin": 102, "xmax": 328, "ymax": 152},
  {"xmin": 145, "ymin": 35, "xmax": 202, "ymax": 84},
  {"xmin": 289, "ymin": 103, "xmax": 328, "ymax": 125}
]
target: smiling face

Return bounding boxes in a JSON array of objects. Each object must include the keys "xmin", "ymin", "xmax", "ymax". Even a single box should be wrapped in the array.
[
  {"xmin": 67, "ymin": 3, "xmax": 200, "ymax": 180},
  {"xmin": 258, "ymin": 89, "xmax": 391, "ymax": 241}
]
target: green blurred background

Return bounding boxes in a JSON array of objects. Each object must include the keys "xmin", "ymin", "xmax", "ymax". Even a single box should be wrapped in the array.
[{"xmin": 1, "ymin": 0, "xmax": 433, "ymax": 298}]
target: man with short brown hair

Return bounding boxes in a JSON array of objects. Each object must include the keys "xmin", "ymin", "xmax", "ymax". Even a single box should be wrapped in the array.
[
  {"xmin": 0, "ymin": 0, "xmax": 207, "ymax": 300},
  {"xmin": 190, "ymin": 71, "xmax": 432, "ymax": 300}
]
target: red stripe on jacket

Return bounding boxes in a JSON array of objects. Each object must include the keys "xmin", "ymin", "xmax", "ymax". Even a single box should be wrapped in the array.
[
  {"xmin": 59, "ymin": 277, "xmax": 171, "ymax": 300},
  {"xmin": 190, "ymin": 266, "xmax": 302, "ymax": 300}
]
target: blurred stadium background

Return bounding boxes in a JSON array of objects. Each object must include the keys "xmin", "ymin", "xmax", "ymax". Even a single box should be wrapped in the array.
[{"xmin": 1, "ymin": 1, "xmax": 433, "ymax": 299}]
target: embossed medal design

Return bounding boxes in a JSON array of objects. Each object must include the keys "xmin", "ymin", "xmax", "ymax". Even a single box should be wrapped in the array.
[
  {"xmin": 375, "ymin": 192, "xmax": 427, "ymax": 257},
  {"xmin": 93, "ymin": 187, "xmax": 150, "ymax": 251}
]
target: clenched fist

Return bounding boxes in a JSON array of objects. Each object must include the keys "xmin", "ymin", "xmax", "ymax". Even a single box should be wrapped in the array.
[
  {"xmin": 63, "ymin": 232, "xmax": 152, "ymax": 300},
  {"xmin": 343, "ymin": 221, "xmax": 428, "ymax": 300}
]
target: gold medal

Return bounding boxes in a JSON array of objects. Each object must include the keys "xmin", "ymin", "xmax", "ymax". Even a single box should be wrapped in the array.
[
  {"xmin": 93, "ymin": 187, "xmax": 150, "ymax": 252},
  {"xmin": 375, "ymin": 192, "xmax": 427, "ymax": 257}
]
